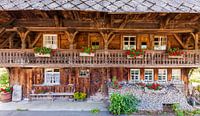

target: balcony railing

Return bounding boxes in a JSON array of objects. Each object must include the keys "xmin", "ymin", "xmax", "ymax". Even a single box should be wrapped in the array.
[{"xmin": 0, "ymin": 49, "xmax": 200, "ymax": 68}]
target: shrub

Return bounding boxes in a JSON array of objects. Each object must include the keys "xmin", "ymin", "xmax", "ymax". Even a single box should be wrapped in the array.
[
  {"xmin": 109, "ymin": 93, "xmax": 139, "ymax": 115},
  {"xmin": 172, "ymin": 103, "xmax": 200, "ymax": 116},
  {"xmin": 195, "ymin": 85, "xmax": 200, "ymax": 92},
  {"xmin": 74, "ymin": 92, "xmax": 87, "ymax": 101},
  {"xmin": 0, "ymin": 73, "xmax": 9, "ymax": 88},
  {"xmin": 90, "ymin": 108, "xmax": 100, "ymax": 114}
]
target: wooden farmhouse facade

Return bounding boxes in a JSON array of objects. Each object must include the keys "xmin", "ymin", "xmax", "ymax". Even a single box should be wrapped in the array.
[{"xmin": 0, "ymin": 0, "xmax": 200, "ymax": 99}]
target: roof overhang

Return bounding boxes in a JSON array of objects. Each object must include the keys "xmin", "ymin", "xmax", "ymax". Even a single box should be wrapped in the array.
[{"xmin": 0, "ymin": 0, "xmax": 200, "ymax": 13}]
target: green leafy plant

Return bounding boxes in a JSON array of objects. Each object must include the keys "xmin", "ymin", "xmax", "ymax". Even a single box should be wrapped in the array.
[
  {"xmin": 167, "ymin": 48, "xmax": 184, "ymax": 56},
  {"xmin": 0, "ymin": 72, "xmax": 12, "ymax": 94},
  {"xmin": 74, "ymin": 92, "xmax": 87, "ymax": 101},
  {"xmin": 0, "ymin": 73, "xmax": 9, "ymax": 88},
  {"xmin": 34, "ymin": 47, "xmax": 52, "ymax": 54},
  {"xmin": 90, "ymin": 108, "xmax": 100, "ymax": 114},
  {"xmin": 81, "ymin": 47, "xmax": 95, "ymax": 54},
  {"xmin": 195, "ymin": 85, "xmax": 200, "ymax": 92},
  {"xmin": 172, "ymin": 103, "xmax": 200, "ymax": 116},
  {"xmin": 172, "ymin": 103, "xmax": 184, "ymax": 116},
  {"xmin": 109, "ymin": 93, "xmax": 139, "ymax": 115},
  {"xmin": 125, "ymin": 49, "xmax": 145, "ymax": 58}
]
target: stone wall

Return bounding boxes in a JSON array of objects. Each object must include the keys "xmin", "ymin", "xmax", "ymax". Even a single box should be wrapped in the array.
[{"xmin": 109, "ymin": 84, "xmax": 194, "ymax": 111}]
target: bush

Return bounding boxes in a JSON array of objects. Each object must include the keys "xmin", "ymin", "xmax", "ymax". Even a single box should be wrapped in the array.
[
  {"xmin": 74, "ymin": 92, "xmax": 86, "ymax": 101},
  {"xmin": 0, "ymin": 73, "xmax": 9, "ymax": 88},
  {"xmin": 172, "ymin": 103, "xmax": 200, "ymax": 116},
  {"xmin": 195, "ymin": 85, "xmax": 200, "ymax": 92},
  {"xmin": 90, "ymin": 108, "xmax": 100, "ymax": 114},
  {"xmin": 109, "ymin": 93, "xmax": 139, "ymax": 115}
]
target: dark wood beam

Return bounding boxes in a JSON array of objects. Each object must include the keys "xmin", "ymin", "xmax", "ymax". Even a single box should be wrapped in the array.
[
  {"xmin": 160, "ymin": 14, "xmax": 179, "ymax": 28},
  {"xmin": 9, "ymin": 33, "xmax": 15, "ymax": 48},
  {"xmin": 173, "ymin": 34, "xmax": 186, "ymax": 49},
  {"xmin": 31, "ymin": 33, "xmax": 42, "ymax": 48},
  {"xmin": 0, "ymin": 28, "xmax": 6, "ymax": 37}
]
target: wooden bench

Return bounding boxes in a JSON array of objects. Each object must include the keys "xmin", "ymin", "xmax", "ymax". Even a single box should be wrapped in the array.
[
  {"xmin": 30, "ymin": 92, "xmax": 74, "ymax": 101},
  {"xmin": 30, "ymin": 84, "xmax": 75, "ymax": 101}
]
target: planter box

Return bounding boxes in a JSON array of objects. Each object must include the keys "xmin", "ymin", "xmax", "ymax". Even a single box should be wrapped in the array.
[
  {"xmin": 0, "ymin": 92, "xmax": 12, "ymax": 103},
  {"xmin": 34, "ymin": 53, "xmax": 50, "ymax": 57},
  {"xmin": 127, "ymin": 55, "xmax": 143, "ymax": 59},
  {"xmin": 79, "ymin": 52, "xmax": 95, "ymax": 57},
  {"xmin": 168, "ymin": 55, "xmax": 183, "ymax": 59}
]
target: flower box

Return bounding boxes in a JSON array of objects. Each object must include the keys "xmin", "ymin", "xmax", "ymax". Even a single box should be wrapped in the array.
[
  {"xmin": 127, "ymin": 55, "xmax": 143, "ymax": 59},
  {"xmin": 79, "ymin": 52, "xmax": 95, "ymax": 57},
  {"xmin": 168, "ymin": 55, "xmax": 183, "ymax": 59},
  {"xmin": 34, "ymin": 53, "xmax": 50, "ymax": 57}
]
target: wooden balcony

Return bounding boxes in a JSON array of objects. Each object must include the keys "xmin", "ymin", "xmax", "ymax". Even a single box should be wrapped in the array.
[{"xmin": 0, "ymin": 49, "xmax": 200, "ymax": 68}]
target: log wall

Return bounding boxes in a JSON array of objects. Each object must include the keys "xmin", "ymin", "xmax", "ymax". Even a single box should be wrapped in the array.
[
  {"xmin": 32, "ymin": 32, "xmax": 185, "ymax": 50},
  {"xmin": 9, "ymin": 67, "xmax": 190, "ymax": 98}
]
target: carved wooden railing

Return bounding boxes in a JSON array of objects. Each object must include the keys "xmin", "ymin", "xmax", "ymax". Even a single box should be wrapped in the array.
[{"xmin": 0, "ymin": 49, "xmax": 200, "ymax": 67}]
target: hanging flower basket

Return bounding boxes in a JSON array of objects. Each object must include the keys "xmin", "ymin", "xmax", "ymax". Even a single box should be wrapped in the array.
[
  {"xmin": 125, "ymin": 49, "xmax": 145, "ymax": 58},
  {"xmin": 34, "ymin": 53, "xmax": 51, "ymax": 57},
  {"xmin": 127, "ymin": 55, "xmax": 143, "ymax": 59},
  {"xmin": 80, "ymin": 47, "xmax": 95, "ymax": 57},
  {"xmin": 167, "ymin": 48, "xmax": 184, "ymax": 59},
  {"xmin": 34, "ymin": 47, "xmax": 52, "ymax": 57},
  {"xmin": 168, "ymin": 55, "xmax": 183, "ymax": 59}
]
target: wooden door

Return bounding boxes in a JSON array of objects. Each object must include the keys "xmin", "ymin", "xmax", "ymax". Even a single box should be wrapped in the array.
[{"xmin": 90, "ymin": 68, "xmax": 102, "ymax": 95}]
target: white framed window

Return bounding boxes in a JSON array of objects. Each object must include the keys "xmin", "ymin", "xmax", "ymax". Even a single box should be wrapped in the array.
[
  {"xmin": 44, "ymin": 68, "xmax": 60, "ymax": 85},
  {"xmin": 130, "ymin": 69, "xmax": 140, "ymax": 83},
  {"xmin": 43, "ymin": 34, "xmax": 57, "ymax": 49},
  {"xmin": 172, "ymin": 69, "xmax": 181, "ymax": 82},
  {"xmin": 123, "ymin": 36, "xmax": 136, "ymax": 50},
  {"xmin": 154, "ymin": 36, "xmax": 167, "ymax": 50},
  {"xmin": 141, "ymin": 42, "xmax": 147, "ymax": 49},
  {"xmin": 144, "ymin": 69, "xmax": 154, "ymax": 82},
  {"xmin": 158, "ymin": 69, "xmax": 167, "ymax": 82},
  {"xmin": 79, "ymin": 69, "xmax": 90, "ymax": 77}
]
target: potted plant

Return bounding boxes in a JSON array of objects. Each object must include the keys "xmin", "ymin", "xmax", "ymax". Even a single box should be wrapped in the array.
[
  {"xmin": 167, "ymin": 48, "xmax": 184, "ymax": 59},
  {"xmin": 34, "ymin": 47, "xmax": 52, "ymax": 57},
  {"xmin": 0, "ymin": 72, "xmax": 13, "ymax": 102},
  {"xmin": 125, "ymin": 49, "xmax": 145, "ymax": 58},
  {"xmin": 79, "ymin": 47, "xmax": 95, "ymax": 57},
  {"xmin": 73, "ymin": 92, "xmax": 87, "ymax": 101}
]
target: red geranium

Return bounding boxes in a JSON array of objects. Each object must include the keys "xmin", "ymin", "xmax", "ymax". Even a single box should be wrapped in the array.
[
  {"xmin": 125, "ymin": 49, "xmax": 145, "ymax": 58},
  {"xmin": 0, "ymin": 87, "xmax": 13, "ymax": 93}
]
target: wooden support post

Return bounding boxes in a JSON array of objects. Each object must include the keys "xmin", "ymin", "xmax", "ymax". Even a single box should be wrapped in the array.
[
  {"xmin": 9, "ymin": 33, "xmax": 15, "ymax": 48},
  {"xmin": 65, "ymin": 30, "xmax": 78, "ymax": 49},
  {"xmin": 195, "ymin": 34, "xmax": 199, "ymax": 50},
  {"xmin": 149, "ymin": 34, "xmax": 154, "ymax": 50},
  {"xmin": 154, "ymin": 69, "xmax": 158, "ymax": 81},
  {"xmin": 167, "ymin": 69, "xmax": 172, "ymax": 81},
  {"xmin": 17, "ymin": 27, "xmax": 30, "ymax": 49},
  {"xmin": 100, "ymin": 30, "xmax": 113, "ymax": 50}
]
